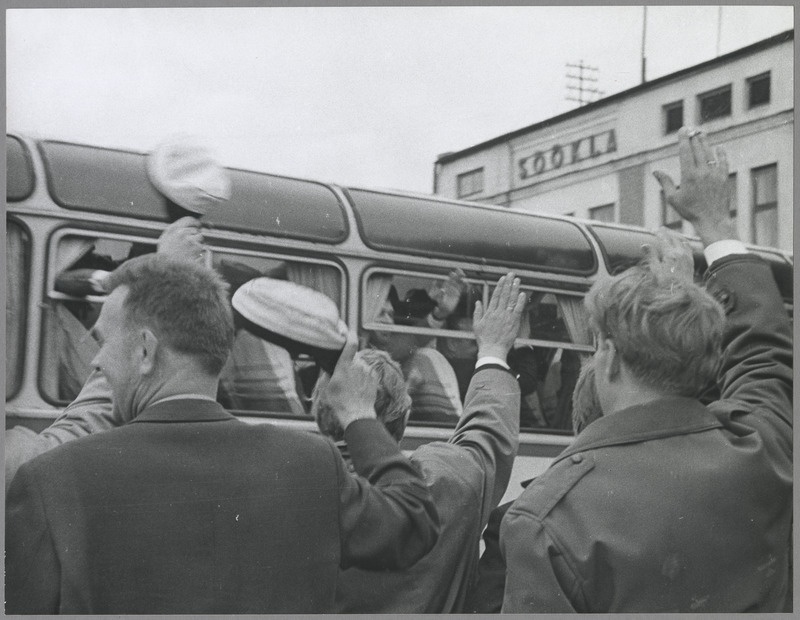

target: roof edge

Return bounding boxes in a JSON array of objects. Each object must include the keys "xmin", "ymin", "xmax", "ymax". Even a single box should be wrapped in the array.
[{"xmin": 436, "ymin": 28, "xmax": 794, "ymax": 164}]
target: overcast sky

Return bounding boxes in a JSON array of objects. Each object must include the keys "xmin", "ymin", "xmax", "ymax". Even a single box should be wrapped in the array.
[{"xmin": 7, "ymin": 6, "xmax": 794, "ymax": 193}]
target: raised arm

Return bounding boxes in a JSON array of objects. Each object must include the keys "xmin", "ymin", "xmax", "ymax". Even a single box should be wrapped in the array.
[
  {"xmin": 325, "ymin": 336, "xmax": 440, "ymax": 570},
  {"xmin": 654, "ymin": 127, "xmax": 792, "ymax": 428},
  {"xmin": 448, "ymin": 272, "xmax": 525, "ymax": 518}
]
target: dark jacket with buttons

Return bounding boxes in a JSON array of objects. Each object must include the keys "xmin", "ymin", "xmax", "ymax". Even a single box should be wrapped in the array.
[
  {"xmin": 5, "ymin": 401, "xmax": 439, "ymax": 614},
  {"xmin": 501, "ymin": 254, "xmax": 793, "ymax": 613}
]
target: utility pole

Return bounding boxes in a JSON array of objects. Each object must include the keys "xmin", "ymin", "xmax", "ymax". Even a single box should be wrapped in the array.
[
  {"xmin": 641, "ymin": 6, "xmax": 647, "ymax": 83},
  {"xmin": 566, "ymin": 61, "xmax": 603, "ymax": 108},
  {"xmin": 716, "ymin": 6, "xmax": 723, "ymax": 56}
]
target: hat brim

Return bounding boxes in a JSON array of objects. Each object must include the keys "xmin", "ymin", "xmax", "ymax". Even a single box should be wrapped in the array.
[{"xmin": 234, "ymin": 310, "xmax": 342, "ymax": 374}]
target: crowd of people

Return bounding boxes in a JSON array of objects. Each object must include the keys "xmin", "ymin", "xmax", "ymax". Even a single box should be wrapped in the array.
[{"xmin": 5, "ymin": 127, "xmax": 792, "ymax": 614}]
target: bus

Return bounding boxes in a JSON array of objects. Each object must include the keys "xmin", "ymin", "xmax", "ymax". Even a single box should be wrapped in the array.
[{"xmin": 6, "ymin": 133, "xmax": 794, "ymax": 504}]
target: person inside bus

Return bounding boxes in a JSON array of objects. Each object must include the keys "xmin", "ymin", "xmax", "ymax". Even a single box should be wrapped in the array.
[
  {"xmin": 366, "ymin": 270, "xmax": 467, "ymax": 423},
  {"xmin": 5, "ymin": 253, "xmax": 440, "ymax": 615},
  {"xmin": 501, "ymin": 128, "xmax": 793, "ymax": 613},
  {"xmin": 312, "ymin": 272, "xmax": 525, "ymax": 613},
  {"xmin": 369, "ymin": 286, "xmax": 462, "ymax": 422}
]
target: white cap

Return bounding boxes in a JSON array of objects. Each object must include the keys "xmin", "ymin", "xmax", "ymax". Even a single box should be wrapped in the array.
[
  {"xmin": 232, "ymin": 278, "xmax": 348, "ymax": 351},
  {"xmin": 146, "ymin": 135, "xmax": 231, "ymax": 215}
]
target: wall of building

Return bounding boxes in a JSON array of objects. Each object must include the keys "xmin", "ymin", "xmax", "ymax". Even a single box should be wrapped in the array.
[{"xmin": 435, "ymin": 34, "xmax": 793, "ymax": 252}]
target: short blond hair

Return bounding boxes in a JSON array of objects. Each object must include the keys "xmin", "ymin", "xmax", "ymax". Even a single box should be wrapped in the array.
[{"xmin": 584, "ymin": 253, "xmax": 724, "ymax": 397}]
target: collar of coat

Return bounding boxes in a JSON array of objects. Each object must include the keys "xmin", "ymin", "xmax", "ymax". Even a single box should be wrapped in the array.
[
  {"xmin": 554, "ymin": 396, "xmax": 723, "ymax": 466},
  {"xmin": 131, "ymin": 398, "xmax": 235, "ymax": 424}
]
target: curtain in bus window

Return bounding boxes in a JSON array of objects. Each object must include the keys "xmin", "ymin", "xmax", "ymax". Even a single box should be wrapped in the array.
[
  {"xmin": 556, "ymin": 296, "xmax": 592, "ymax": 345},
  {"xmin": 6, "ymin": 224, "xmax": 26, "ymax": 399},
  {"xmin": 285, "ymin": 262, "xmax": 341, "ymax": 308},
  {"xmin": 40, "ymin": 302, "xmax": 100, "ymax": 402}
]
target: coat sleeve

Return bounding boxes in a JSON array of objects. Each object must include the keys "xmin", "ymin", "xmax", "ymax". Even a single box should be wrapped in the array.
[
  {"xmin": 449, "ymin": 367, "xmax": 520, "ymax": 522},
  {"xmin": 705, "ymin": 254, "xmax": 793, "ymax": 437},
  {"xmin": 500, "ymin": 505, "xmax": 581, "ymax": 613},
  {"xmin": 6, "ymin": 370, "xmax": 119, "ymax": 495},
  {"xmin": 335, "ymin": 418, "xmax": 439, "ymax": 571},
  {"xmin": 5, "ymin": 463, "xmax": 61, "ymax": 614}
]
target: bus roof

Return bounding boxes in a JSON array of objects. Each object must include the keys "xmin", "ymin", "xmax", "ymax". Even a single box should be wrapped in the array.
[{"xmin": 19, "ymin": 137, "xmax": 350, "ymax": 244}]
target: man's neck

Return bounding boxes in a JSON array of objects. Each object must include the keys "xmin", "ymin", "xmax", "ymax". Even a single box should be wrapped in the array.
[{"xmin": 602, "ymin": 364, "xmax": 674, "ymax": 417}]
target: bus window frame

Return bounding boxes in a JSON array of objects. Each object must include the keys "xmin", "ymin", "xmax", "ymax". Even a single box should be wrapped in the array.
[
  {"xmin": 7, "ymin": 218, "xmax": 32, "ymax": 401},
  {"xmin": 41, "ymin": 228, "xmax": 348, "ymax": 412},
  {"xmin": 360, "ymin": 266, "xmax": 594, "ymax": 354}
]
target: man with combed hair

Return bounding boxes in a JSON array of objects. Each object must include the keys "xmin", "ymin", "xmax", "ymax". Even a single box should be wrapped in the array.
[
  {"xmin": 5, "ymin": 254, "xmax": 439, "ymax": 615},
  {"xmin": 501, "ymin": 127, "xmax": 792, "ymax": 613},
  {"xmin": 312, "ymin": 272, "xmax": 525, "ymax": 613}
]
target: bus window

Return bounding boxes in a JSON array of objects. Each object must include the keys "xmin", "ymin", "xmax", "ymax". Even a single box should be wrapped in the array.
[
  {"xmin": 211, "ymin": 250, "xmax": 343, "ymax": 417},
  {"xmin": 7, "ymin": 220, "xmax": 30, "ymax": 400},
  {"xmin": 41, "ymin": 234, "xmax": 138, "ymax": 404},
  {"xmin": 362, "ymin": 269, "xmax": 594, "ymax": 433}
]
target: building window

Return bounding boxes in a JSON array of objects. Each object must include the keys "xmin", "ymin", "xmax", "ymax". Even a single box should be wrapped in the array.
[
  {"xmin": 747, "ymin": 72, "xmax": 771, "ymax": 108},
  {"xmin": 589, "ymin": 203, "xmax": 614, "ymax": 223},
  {"xmin": 660, "ymin": 191, "xmax": 683, "ymax": 230},
  {"xmin": 751, "ymin": 164, "xmax": 778, "ymax": 247},
  {"xmin": 697, "ymin": 85, "xmax": 732, "ymax": 123},
  {"xmin": 663, "ymin": 100, "xmax": 684, "ymax": 134},
  {"xmin": 727, "ymin": 173, "xmax": 738, "ymax": 230},
  {"xmin": 457, "ymin": 168, "xmax": 484, "ymax": 198}
]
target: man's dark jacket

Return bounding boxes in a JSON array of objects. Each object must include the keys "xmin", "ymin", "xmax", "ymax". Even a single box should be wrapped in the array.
[
  {"xmin": 502, "ymin": 254, "xmax": 793, "ymax": 612},
  {"xmin": 5, "ymin": 401, "xmax": 439, "ymax": 614}
]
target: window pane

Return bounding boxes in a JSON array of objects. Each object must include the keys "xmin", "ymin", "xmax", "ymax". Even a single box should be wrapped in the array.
[
  {"xmin": 753, "ymin": 165, "xmax": 778, "ymax": 205},
  {"xmin": 589, "ymin": 203, "xmax": 615, "ymax": 223},
  {"xmin": 43, "ymin": 235, "xmax": 135, "ymax": 403},
  {"xmin": 457, "ymin": 168, "xmax": 484, "ymax": 198},
  {"xmin": 727, "ymin": 173, "xmax": 738, "ymax": 226},
  {"xmin": 212, "ymin": 252, "xmax": 343, "ymax": 416},
  {"xmin": 6, "ymin": 221, "xmax": 30, "ymax": 400},
  {"xmin": 699, "ymin": 86, "xmax": 732, "ymax": 122},
  {"xmin": 748, "ymin": 73, "xmax": 770, "ymax": 108},
  {"xmin": 363, "ymin": 271, "xmax": 591, "ymax": 434},
  {"xmin": 664, "ymin": 101, "xmax": 683, "ymax": 134},
  {"xmin": 513, "ymin": 347, "xmax": 592, "ymax": 432},
  {"xmin": 754, "ymin": 205, "xmax": 778, "ymax": 247}
]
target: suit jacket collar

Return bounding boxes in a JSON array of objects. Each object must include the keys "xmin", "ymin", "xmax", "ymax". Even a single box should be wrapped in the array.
[
  {"xmin": 555, "ymin": 396, "xmax": 723, "ymax": 465},
  {"xmin": 131, "ymin": 399, "xmax": 235, "ymax": 424}
]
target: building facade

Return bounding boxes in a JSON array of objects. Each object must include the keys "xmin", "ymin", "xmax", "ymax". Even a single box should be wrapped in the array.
[{"xmin": 434, "ymin": 30, "xmax": 793, "ymax": 252}]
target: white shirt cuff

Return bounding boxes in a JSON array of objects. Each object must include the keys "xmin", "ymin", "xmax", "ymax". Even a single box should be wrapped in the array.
[
  {"xmin": 475, "ymin": 356, "xmax": 510, "ymax": 371},
  {"xmin": 704, "ymin": 240, "xmax": 749, "ymax": 267}
]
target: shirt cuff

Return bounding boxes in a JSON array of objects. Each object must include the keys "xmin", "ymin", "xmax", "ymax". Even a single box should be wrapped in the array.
[
  {"xmin": 704, "ymin": 240, "xmax": 749, "ymax": 267},
  {"xmin": 476, "ymin": 356, "xmax": 510, "ymax": 371}
]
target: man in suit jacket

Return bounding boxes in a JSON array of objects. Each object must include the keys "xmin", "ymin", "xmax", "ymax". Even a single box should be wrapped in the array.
[
  {"xmin": 501, "ymin": 127, "xmax": 793, "ymax": 612},
  {"xmin": 313, "ymin": 272, "xmax": 525, "ymax": 613},
  {"xmin": 5, "ymin": 254, "xmax": 439, "ymax": 614}
]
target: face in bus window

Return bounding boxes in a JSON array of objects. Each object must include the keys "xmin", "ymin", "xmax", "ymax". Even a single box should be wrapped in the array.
[{"xmin": 368, "ymin": 299, "xmax": 419, "ymax": 364}]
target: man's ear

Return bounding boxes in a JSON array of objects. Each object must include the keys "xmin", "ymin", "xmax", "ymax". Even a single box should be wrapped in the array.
[
  {"xmin": 597, "ymin": 335, "xmax": 621, "ymax": 383},
  {"xmin": 138, "ymin": 328, "xmax": 159, "ymax": 375}
]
